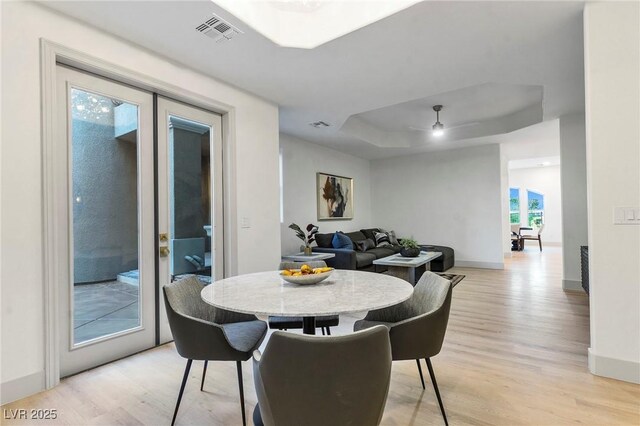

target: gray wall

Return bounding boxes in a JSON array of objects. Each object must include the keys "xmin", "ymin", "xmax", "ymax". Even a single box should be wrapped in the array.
[
  {"xmin": 72, "ymin": 115, "xmax": 138, "ymax": 283},
  {"xmin": 559, "ymin": 113, "xmax": 588, "ymax": 290}
]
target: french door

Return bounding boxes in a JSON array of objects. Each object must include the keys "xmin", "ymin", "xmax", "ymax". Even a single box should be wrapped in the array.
[
  {"xmin": 156, "ymin": 97, "xmax": 224, "ymax": 344},
  {"xmin": 56, "ymin": 67, "xmax": 224, "ymax": 375}
]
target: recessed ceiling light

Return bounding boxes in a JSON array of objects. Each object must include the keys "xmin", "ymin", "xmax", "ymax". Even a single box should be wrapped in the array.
[{"xmin": 212, "ymin": 0, "xmax": 420, "ymax": 49}]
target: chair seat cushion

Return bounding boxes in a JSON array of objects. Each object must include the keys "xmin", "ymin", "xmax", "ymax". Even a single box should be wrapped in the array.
[
  {"xmin": 268, "ymin": 315, "xmax": 340, "ymax": 329},
  {"xmin": 353, "ymin": 319, "xmax": 394, "ymax": 332},
  {"xmin": 221, "ymin": 320, "xmax": 268, "ymax": 353}
]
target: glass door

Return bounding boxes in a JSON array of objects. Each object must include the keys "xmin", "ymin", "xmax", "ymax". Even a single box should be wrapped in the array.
[
  {"xmin": 156, "ymin": 97, "xmax": 224, "ymax": 344},
  {"xmin": 57, "ymin": 66, "xmax": 156, "ymax": 376}
]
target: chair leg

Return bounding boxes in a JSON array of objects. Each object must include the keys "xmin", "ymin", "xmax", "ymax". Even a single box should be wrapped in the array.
[
  {"xmin": 416, "ymin": 359, "xmax": 426, "ymax": 389},
  {"xmin": 200, "ymin": 360, "xmax": 208, "ymax": 391},
  {"xmin": 321, "ymin": 327, "xmax": 325, "ymax": 335},
  {"xmin": 326, "ymin": 327, "xmax": 331, "ymax": 336},
  {"xmin": 171, "ymin": 359, "xmax": 192, "ymax": 426},
  {"xmin": 538, "ymin": 237, "xmax": 542, "ymax": 252},
  {"xmin": 425, "ymin": 358, "xmax": 448, "ymax": 426},
  {"xmin": 236, "ymin": 361, "xmax": 246, "ymax": 426}
]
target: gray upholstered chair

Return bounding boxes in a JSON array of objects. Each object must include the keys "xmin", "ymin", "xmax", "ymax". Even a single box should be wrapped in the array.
[
  {"xmin": 163, "ymin": 276, "xmax": 267, "ymax": 426},
  {"xmin": 268, "ymin": 261, "xmax": 339, "ymax": 335},
  {"xmin": 253, "ymin": 326, "xmax": 392, "ymax": 426},
  {"xmin": 354, "ymin": 271, "xmax": 453, "ymax": 425}
]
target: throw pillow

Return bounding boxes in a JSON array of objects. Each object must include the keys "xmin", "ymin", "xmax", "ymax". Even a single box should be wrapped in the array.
[
  {"xmin": 355, "ymin": 238, "xmax": 375, "ymax": 252},
  {"xmin": 332, "ymin": 232, "xmax": 354, "ymax": 250},
  {"xmin": 387, "ymin": 230, "xmax": 399, "ymax": 245},
  {"xmin": 315, "ymin": 233, "xmax": 333, "ymax": 248},
  {"xmin": 360, "ymin": 228, "xmax": 380, "ymax": 241},
  {"xmin": 374, "ymin": 231, "xmax": 391, "ymax": 247}
]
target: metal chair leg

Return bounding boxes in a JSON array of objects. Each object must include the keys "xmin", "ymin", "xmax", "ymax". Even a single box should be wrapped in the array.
[
  {"xmin": 538, "ymin": 237, "xmax": 542, "ymax": 252},
  {"xmin": 425, "ymin": 358, "xmax": 448, "ymax": 426},
  {"xmin": 326, "ymin": 327, "xmax": 331, "ymax": 336},
  {"xmin": 416, "ymin": 359, "xmax": 426, "ymax": 389},
  {"xmin": 171, "ymin": 359, "xmax": 192, "ymax": 426},
  {"xmin": 321, "ymin": 327, "xmax": 325, "ymax": 335},
  {"xmin": 236, "ymin": 361, "xmax": 246, "ymax": 426},
  {"xmin": 200, "ymin": 360, "xmax": 208, "ymax": 391}
]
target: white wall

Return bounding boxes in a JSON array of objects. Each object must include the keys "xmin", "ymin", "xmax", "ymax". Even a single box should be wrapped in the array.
[
  {"xmin": 509, "ymin": 166, "xmax": 563, "ymax": 244},
  {"xmin": 584, "ymin": 1, "xmax": 640, "ymax": 384},
  {"xmin": 371, "ymin": 144, "xmax": 504, "ymax": 269},
  {"xmin": 1, "ymin": 1, "xmax": 281, "ymax": 402},
  {"xmin": 559, "ymin": 113, "xmax": 588, "ymax": 290},
  {"xmin": 280, "ymin": 133, "xmax": 373, "ymax": 255}
]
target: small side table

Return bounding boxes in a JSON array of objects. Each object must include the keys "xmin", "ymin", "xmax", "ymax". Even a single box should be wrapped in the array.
[{"xmin": 281, "ymin": 252, "xmax": 336, "ymax": 262}]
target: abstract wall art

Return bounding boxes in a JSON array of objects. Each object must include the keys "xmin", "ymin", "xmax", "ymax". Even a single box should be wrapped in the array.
[{"xmin": 317, "ymin": 172, "xmax": 353, "ymax": 220}]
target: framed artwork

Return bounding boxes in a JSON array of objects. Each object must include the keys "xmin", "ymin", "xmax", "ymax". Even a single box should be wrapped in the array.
[{"xmin": 317, "ymin": 172, "xmax": 354, "ymax": 220}]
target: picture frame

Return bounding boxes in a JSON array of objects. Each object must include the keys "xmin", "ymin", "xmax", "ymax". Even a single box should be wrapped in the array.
[{"xmin": 317, "ymin": 172, "xmax": 354, "ymax": 220}]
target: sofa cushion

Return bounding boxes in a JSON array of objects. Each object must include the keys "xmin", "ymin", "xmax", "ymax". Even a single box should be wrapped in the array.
[
  {"xmin": 367, "ymin": 247, "xmax": 395, "ymax": 259},
  {"xmin": 315, "ymin": 233, "xmax": 334, "ymax": 248},
  {"xmin": 332, "ymin": 232, "xmax": 354, "ymax": 250},
  {"xmin": 360, "ymin": 228, "xmax": 381, "ymax": 241},
  {"xmin": 345, "ymin": 231, "xmax": 367, "ymax": 243},
  {"xmin": 391, "ymin": 244, "xmax": 403, "ymax": 253},
  {"xmin": 355, "ymin": 252, "xmax": 376, "ymax": 268}
]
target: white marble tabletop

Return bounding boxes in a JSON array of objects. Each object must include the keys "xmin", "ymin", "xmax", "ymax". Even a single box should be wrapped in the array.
[
  {"xmin": 281, "ymin": 252, "xmax": 336, "ymax": 262},
  {"xmin": 373, "ymin": 251, "xmax": 442, "ymax": 267},
  {"xmin": 201, "ymin": 269, "xmax": 414, "ymax": 317}
]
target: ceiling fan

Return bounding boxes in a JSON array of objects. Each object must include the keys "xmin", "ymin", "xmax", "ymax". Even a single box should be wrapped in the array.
[{"xmin": 409, "ymin": 105, "xmax": 479, "ymax": 137}]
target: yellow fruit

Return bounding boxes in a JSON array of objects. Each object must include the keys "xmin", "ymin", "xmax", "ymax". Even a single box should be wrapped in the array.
[{"xmin": 281, "ymin": 270, "xmax": 292, "ymax": 276}]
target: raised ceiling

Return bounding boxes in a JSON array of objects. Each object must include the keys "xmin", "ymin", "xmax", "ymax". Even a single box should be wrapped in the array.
[{"xmin": 42, "ymin": 1, "xmax": 585, "ymax": 159}]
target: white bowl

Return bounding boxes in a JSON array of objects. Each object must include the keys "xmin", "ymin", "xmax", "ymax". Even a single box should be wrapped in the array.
[{"xmin": 280, "ymin": 269, "xmax": 333, "ymax": 285}]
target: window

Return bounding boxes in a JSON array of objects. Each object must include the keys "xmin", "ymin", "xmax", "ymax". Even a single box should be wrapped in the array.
[
  {"xmin": 509, "ymin": 187, "xmax": 520, "ymax": 224},
  {"xmin": 527, "ymin": 190, "xmax": 544, "ymax": 227}
]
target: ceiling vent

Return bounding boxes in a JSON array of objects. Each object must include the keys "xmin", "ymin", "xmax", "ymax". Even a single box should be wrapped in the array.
[
  {"xmin": 196, "ymin": 14, "xmax": 242, "ymax": 43},
  {"xmin": 309, "ymin": 121, "xmax": 331, "ymax": 128}
]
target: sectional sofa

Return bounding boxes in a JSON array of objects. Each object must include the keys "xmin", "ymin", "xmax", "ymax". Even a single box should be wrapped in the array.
[{"xmin": 312, "ymin": 228, "xmax": 454, "ymax": 272}]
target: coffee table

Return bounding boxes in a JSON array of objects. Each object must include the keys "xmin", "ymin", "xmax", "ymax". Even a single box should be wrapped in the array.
[{"xmin": 373, "ymin": 251, "xmax": 442, "ymax": 285}]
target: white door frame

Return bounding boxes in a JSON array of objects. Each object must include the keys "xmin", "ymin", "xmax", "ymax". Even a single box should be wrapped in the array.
[{"xmin": 40, "ymin": 39, "xmax": 239, "ymax": 388}]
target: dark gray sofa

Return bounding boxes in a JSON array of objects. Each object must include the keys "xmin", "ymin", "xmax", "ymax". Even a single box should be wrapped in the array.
[{"xmin": 312, "ymin": 228, "xmax": 454, "ymax": 273}]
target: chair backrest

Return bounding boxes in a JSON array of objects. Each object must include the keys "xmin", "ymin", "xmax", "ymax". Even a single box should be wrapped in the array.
[
  {"xmin": 510, "ymin": 224, "xmax": 521, "ymax": 235},
  {"xmin": 278, "ymin": 260, "xmax": 327, "ymax": 270},
  {"xmin": 254, "ymin": 326, "xmax": 392, "ymax": 426}
]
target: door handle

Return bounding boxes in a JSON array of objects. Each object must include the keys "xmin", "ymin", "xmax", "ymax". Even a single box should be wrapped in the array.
[{"xmin": 159, "ymin": 246, "xmax": 170, "ymax": 257}]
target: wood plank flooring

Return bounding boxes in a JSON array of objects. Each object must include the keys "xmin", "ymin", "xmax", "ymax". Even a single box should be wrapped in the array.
[{"xmin": 3, "ymin": 247, "xmax": 639, "ymax": 425}]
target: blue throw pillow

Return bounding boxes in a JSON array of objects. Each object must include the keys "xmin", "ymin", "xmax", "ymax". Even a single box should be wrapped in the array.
[{"xmin": 332, "ymin": 232, "xmax": 354, "ymax": 250}]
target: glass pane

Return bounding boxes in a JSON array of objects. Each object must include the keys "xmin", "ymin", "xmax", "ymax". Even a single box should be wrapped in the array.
[
  {"xmin": 527, "ymin": 190, "xmax": 544, "ymax": 210},
  {"xmin": 510, "ymin": 212, "xmax": 520, "ymax": 224},
  {"xmin": 509, "ymin": 188, "xmax": 520, "ymax": 211},
  {"xmin": 169, "ymin": 116, "xmax": 213, "ymax": 284},
  {"xmin": 71, "ymin": 88, "xmax": 140, "ymax": 345}
]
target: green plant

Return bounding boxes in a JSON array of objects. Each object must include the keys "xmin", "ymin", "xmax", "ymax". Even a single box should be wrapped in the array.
[
  {"xmin": 289, "ymin": 223, "xmax": 318, "ymax": 247},
  {"xmin": 400, "ymin": 237, "xmax": 419, "ymax": 249}
]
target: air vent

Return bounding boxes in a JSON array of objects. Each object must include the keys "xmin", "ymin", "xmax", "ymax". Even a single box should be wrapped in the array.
[
  {"xmin": 196, "ymin": 13, "xmax": 242, "ymax": 43},
  {"xmin": 309, "ymin": 121, "xmax": 331, "ymax": 128}
]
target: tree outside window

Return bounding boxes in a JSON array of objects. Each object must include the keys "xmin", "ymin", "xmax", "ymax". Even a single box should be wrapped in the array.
[
  {"xmin": 509, "ymin": 188, "xmax": 520, "ymax": 224},
  {"xmin": 527, "ymin": 190, "xmax": 544, "ymax": 227}
]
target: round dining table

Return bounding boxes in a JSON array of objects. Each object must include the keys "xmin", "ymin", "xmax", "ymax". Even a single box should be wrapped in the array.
[{"xmin": 200, "ymin": 269, "xmax": 414, "ymax": 335}]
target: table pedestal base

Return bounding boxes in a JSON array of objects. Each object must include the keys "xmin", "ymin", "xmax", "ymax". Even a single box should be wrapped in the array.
[{"xmin": 385, "ymin": 262, "xmax": 430, "ymax": 285}]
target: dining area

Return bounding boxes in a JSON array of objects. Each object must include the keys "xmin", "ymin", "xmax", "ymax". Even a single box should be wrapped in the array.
[{"xmin": 163, "ymin": 261, "xmax": 454, "ymax": 426}]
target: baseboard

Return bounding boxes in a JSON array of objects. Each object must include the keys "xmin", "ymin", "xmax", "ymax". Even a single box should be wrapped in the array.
[
  {"xmin": 455, "ymin": 260, "xmax": 504, "ymax": 270},
  {"xmin": 562, "ymin": 279, "xmax": 584, "ymax": 292},
  {"xmin": 588, "ymin": 348, "xmax": 640, "ymax": 384},
  {"xmin": 1, "ymin": 371, "xmax": 45, "ymax": 405}
]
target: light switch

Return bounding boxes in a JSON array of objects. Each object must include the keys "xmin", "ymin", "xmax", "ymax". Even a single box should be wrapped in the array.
[{"xmin": 625, "ymin": 209, "xmax": 636, "ymax": 220}]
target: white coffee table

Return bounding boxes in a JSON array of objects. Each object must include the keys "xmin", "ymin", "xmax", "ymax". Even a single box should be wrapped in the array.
[
  {"xmin": 281, "ymin": 252, "xmax": 335, "ymax": 262},
  {"xmin": 373, "ymin": 251, "xmax": 442, "ymax": 284}
]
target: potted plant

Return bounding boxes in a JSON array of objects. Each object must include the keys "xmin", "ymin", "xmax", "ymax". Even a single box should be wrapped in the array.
[
  {"xmin": 289, "ymin": 223, "xmax": 319, "ymax": 255},
  {"xmin": 400, "ymin": 237, "xmax": 421, "ymax": 258}
]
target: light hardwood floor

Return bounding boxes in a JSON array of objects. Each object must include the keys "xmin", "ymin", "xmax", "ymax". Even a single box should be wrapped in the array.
[{"xmin": 3, "ymin": 247, "xmax": 639, "ymax": 425}]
